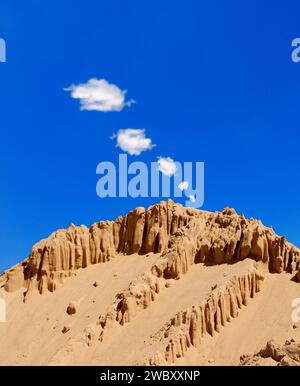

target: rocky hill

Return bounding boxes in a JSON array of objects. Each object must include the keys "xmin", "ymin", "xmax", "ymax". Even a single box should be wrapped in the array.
[{"xmin": 0, "ymin": 200, "xmax": 299, "ymax": 365}]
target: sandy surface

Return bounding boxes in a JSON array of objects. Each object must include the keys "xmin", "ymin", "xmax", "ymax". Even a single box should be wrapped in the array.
[
  {"xmin": 176, "ymin": 272, "xmax": 300, "ymax": 365},
  {"xmin": 0, "ymin": 254, "xmax": 299, "ymax": 365},
  {"xmin": 0, "ymin": 253, "xmax": 160, "ymax": 365}
]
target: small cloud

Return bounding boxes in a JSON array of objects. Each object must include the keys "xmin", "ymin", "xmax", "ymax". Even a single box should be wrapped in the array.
[
  {"xmin": 189, "ymin": 194, "xmax": 196, "ymax": 203},
  {"xmin": 64, "ymin": 78, "xmax": 135, "ymax": 112},
  {"xmin": 157, "ymin": 157, "xmax": 177, "ymax": 177},
  {"xmin": 114, "ymin": 129, "xmax": 154, "ymax": 156},
  {"xmin": 178, "ymin": 181, "xmax": 189, "ymax": 191}
]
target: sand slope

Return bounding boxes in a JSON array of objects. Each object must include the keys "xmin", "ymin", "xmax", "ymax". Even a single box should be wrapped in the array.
[{"xmin": 0, "ymin": 201, "xmax": 299, "ymax": 365}]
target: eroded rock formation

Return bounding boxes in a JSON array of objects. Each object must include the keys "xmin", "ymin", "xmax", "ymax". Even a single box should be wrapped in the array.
[
  {"xmin": 2, "ymin": 200, "xmax": 300, "ymax": 300},
  {"xmin": 138, "ymin": 268, "xmax": 264, "ymax": 365},
  {"xmin": 1, "ymin": 200, "xmax": 300, "ymax": 366},
  {"xmin": 240, "ymin": 339, "xmax": 300, "ymax": 366}
]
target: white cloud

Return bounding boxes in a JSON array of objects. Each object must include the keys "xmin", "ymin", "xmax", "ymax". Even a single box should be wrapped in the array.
[
  {"xmin": 114, "ymin": 129, "xmax": 154, "ymax": 156},
  {"xmin": 189, "ymin": 194, "xmax": 196, "ymax": 203},
  {"xmin": 157, "ymin": 157, "xmax": 177, "ymax": 177},
  {"xmin": 178, "ymin": 181, "xmax": 189, "ymax": 191},
  {"xmin": 64, "ymin": 78, "xmax": 135, "ymax": 112}
]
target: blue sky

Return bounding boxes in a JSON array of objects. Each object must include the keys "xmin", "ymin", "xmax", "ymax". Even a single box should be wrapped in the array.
[{"xmin": 1, "ymin": 0, "xmax": 300, "ymax": 272}]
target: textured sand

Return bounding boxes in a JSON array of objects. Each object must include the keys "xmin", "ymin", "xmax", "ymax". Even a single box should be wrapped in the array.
[
  {"xmin": 0, "ymin": 201, "xmax": 299, "ymax": 365},
  {"xmin": 1, "ymin": 257, "xmax": 299, "ymax": 365},
  {"xmin": 176, "ymin": 272, "xmax": 300, "ymax": 365},
  {"xmin": 0, "ymin": 253, "xmax": 160, "ymax": 365}
]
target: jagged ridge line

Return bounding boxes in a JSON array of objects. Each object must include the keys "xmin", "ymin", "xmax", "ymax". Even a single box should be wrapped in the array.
[
  {"xmin": 2, "ymin": 201, "xmax": 300, "ymax": 298},
  {"xmin": 140, "ymin": 268, "xmax": 265, "ymax": 365}
]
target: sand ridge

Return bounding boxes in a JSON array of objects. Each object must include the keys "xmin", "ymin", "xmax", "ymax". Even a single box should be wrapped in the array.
[{"xmin": 0, "ymin": 200, "xmax": 300, "ymax": 365}]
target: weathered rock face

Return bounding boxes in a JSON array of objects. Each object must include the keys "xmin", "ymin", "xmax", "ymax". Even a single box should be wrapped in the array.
[
  {"xmin": 2, "ymin": 200, "xmax": 300, "ymax": 298},
  {"xmin": 141, "ymin": 268, "xmax": 265, "ymax": 365},
  {"xmin": 240, "ymin": 340, "xmax": 300, "ymax": 366},
  {"xmin": 153, "ymin": 209, "xmax": 300, "ymax": 279}
]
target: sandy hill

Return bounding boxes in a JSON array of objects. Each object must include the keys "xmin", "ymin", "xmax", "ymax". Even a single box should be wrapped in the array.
[{"xmin": 0, "ymin": 200, "xmax": 300, "ymax": 366}]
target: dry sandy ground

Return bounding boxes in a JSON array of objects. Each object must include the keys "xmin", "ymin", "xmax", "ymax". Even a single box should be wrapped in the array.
[
  {"xmin": 0, "ymin": 254, "xmax": 299, "ymax": 365},
  {"xmin": 176, "ymin": 272, "xmax": 300, "ymax": 365},
  {"xmin": 0, "ymin": 253, "xmax": 160, "ymax": 365}
]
